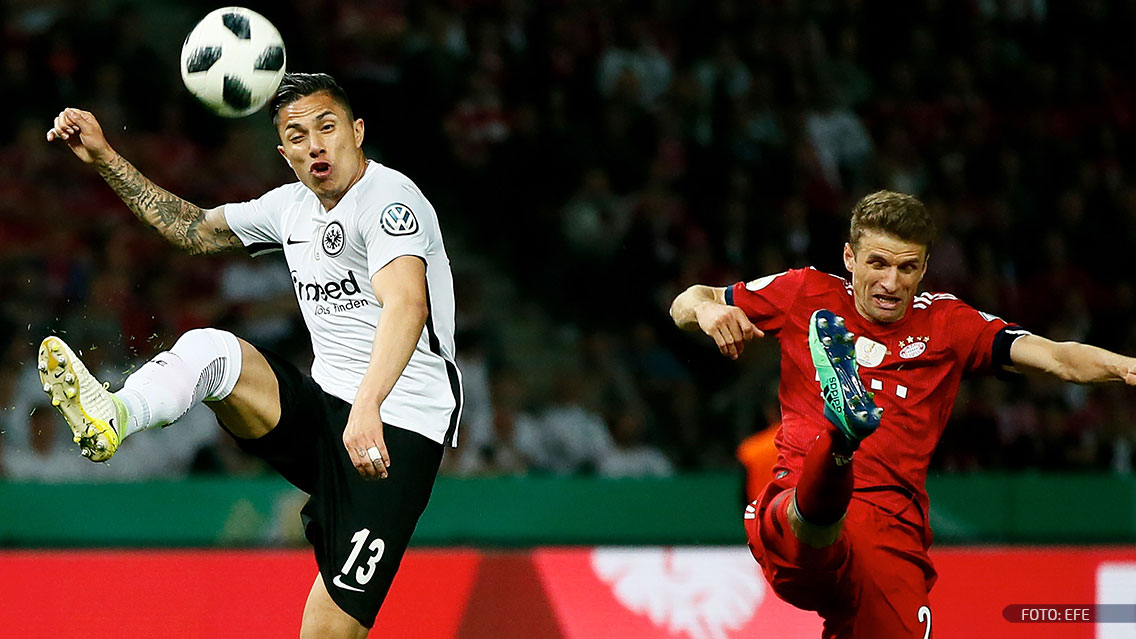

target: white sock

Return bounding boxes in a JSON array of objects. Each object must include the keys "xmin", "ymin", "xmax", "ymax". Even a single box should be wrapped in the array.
[{"xmin": 114, "ymin": 328, "xmax": 243, "ymax": 438}]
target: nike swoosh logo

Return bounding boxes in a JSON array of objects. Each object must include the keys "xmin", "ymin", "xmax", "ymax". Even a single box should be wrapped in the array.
[
  {"xmin": 108, "ymin": 418, "xmax": 118, "ymax": 433},
  {"xmin": 286, "ymin": 236, "xmax": 310, "ymax": 245},
  {"xmin": 332, "ymin": 575, "xmax": 364, "ymax": 592}
]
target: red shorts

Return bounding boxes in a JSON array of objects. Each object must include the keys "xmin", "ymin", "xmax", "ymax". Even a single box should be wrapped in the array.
[{"xmin": 745, "ymin": 482, "xmax": 938, "ymax": 638}]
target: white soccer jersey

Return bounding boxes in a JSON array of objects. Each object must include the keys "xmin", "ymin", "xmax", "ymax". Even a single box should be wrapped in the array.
[{"xmin": 225, "ymin": 161, "xmax": 462, "ymax": 446}]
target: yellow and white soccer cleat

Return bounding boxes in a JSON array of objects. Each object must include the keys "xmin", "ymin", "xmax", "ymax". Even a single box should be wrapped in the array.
[{"xmin": 38, "ymin": 336, "xmax": 128, "ymax": 462}]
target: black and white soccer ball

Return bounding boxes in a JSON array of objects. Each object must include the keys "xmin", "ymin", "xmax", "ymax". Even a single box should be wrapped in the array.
[{"xmin": 180, "ymin": 7, "xmax": 286, "ymax": 118}]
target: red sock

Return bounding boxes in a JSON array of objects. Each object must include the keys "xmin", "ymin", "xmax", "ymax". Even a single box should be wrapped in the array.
[{"xmin": 794, "ymin": 430, "xmax": 854, "ymax": 526}]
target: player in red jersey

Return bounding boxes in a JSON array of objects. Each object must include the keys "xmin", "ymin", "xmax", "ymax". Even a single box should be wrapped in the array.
[{"xmin": 670, "ymin": 190, "xmax": 1136, "ymax": 638}]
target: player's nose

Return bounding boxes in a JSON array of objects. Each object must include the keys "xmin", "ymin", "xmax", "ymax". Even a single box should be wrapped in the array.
[
  {"xmin": 879, "ymin": 268, "xmax": 899, "ymax": 290},
  {"xmin": 307, "ymin": 133, "xmax": 327, "ymax": 157}
]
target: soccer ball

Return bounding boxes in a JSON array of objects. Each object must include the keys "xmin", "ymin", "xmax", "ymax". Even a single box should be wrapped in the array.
[{"xmin": 180, "ymin": 7, "xmax": 286, "ymax": 118}]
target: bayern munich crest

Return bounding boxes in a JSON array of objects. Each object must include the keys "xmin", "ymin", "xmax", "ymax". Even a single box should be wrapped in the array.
[
  {"xmin": 381, "ymin": 203, "xmax": 418, "ymax": 236},
  {"xmin": 899, "ymin": 336, "xmax": 930, "ymax": 359},
  {"xmin": 322, "ymin": 220, "xmax": 345, "ymax": 257}
]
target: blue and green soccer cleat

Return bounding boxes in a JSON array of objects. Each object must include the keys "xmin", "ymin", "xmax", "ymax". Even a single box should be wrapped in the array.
[{"xmin": 808, "ymin": 309, "xmax": 883, "ymax": 447}]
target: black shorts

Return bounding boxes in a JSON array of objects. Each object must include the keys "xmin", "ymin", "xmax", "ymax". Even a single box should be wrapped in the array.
[{"xmin": 220, "ymin": 346, "xmax": 444, "ymax": 628}]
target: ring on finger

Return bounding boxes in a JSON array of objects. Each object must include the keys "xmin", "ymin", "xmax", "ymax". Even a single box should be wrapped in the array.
[{"xmin": 366, "ymin": 446, "xmax": 382, "ymax": 463}]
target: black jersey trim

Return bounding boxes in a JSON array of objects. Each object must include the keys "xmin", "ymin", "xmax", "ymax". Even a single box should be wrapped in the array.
[
  {"xmin": 247, "ymin": 241, "xmax": 283, "ymax": 257},
  {"xmin": 725, "ymin": 284, "xmax": 735, "ymax": 306},
  {"xmin": 422, "ymin": 272, "xmax": 463, "ymax": 448}
]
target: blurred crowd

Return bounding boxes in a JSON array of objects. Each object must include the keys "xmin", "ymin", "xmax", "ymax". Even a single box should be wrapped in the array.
[{"xmin": 3, "ymin": 0, "xmax": 1136, "ymax": 482}]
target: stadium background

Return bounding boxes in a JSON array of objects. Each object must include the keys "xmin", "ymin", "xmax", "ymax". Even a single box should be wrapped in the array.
[{"xmin": 2, "ymin": 0, "xmax": 1136, "ymax": 636}]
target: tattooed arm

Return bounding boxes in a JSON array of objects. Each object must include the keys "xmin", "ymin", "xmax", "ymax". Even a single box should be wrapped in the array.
[
  {"xmin": 47, "ymin": 108, "xmax": 242, "ymax": 255},
  {"xmin": 94, "ymin": 155, "xmax": 241, "ymax": 254}
]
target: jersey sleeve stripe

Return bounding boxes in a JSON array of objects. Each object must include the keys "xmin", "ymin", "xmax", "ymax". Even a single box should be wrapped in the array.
[
  {"xmin": 725, "ymin": 285, "xmax": 735, "ymax": 306},
  {"xmin": 246, "ymin": 242, "xmax": 283, "ymax": 257}
]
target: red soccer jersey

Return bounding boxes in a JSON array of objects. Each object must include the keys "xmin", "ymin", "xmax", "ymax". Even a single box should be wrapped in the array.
[{"xmin": 728, "ymin": 267, "xmax": 1016, "ymax": 542}]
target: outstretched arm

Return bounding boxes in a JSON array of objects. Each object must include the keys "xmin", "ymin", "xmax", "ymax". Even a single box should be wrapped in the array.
[
  {"xmin": 1010, "ymin": 334, "xmax": 1136, "ymax": 385},
  {"xmin": 670, "ymin": 284, "xmax": 764, "ymax": 359},
  {"xmin": 47, "ymin": 108, "xmax": 242, "ymax": 255}
]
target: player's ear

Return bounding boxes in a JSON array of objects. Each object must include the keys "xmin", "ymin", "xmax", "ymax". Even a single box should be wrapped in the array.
[
  {"xmin": 354, "ymin": 118, "xmax": 364, "ymax": 148},
  {"xmin": 843, "ymin": 243, "xmax": 855, "ymax": 273},
  {"xmin": 277, "ymin": 145, "xmax": 286, "ymax": 160}
]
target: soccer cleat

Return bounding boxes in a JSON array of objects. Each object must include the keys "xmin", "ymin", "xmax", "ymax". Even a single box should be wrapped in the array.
[
  {"xmin": 808, "ymin": 309, "xmax": 883, "ymax": 447},
  {"xmin": 38, "ymin": 336, "xmax": 128, "ymax": 462}
]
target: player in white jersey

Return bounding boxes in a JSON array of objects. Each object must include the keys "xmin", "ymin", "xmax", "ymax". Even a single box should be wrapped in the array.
[{"xmin": 39, "ymin": 73, "xmax": 462, "ymax": 638}]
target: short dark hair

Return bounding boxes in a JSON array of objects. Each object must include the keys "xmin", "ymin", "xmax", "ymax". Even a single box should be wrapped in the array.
[
  {"xmin": 849, "ymin": 190, "xmax": 936, "ymax": 251},
  {"xmin": 269, "ymin": 73, "xmax": 354, "ymax": 125}
]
